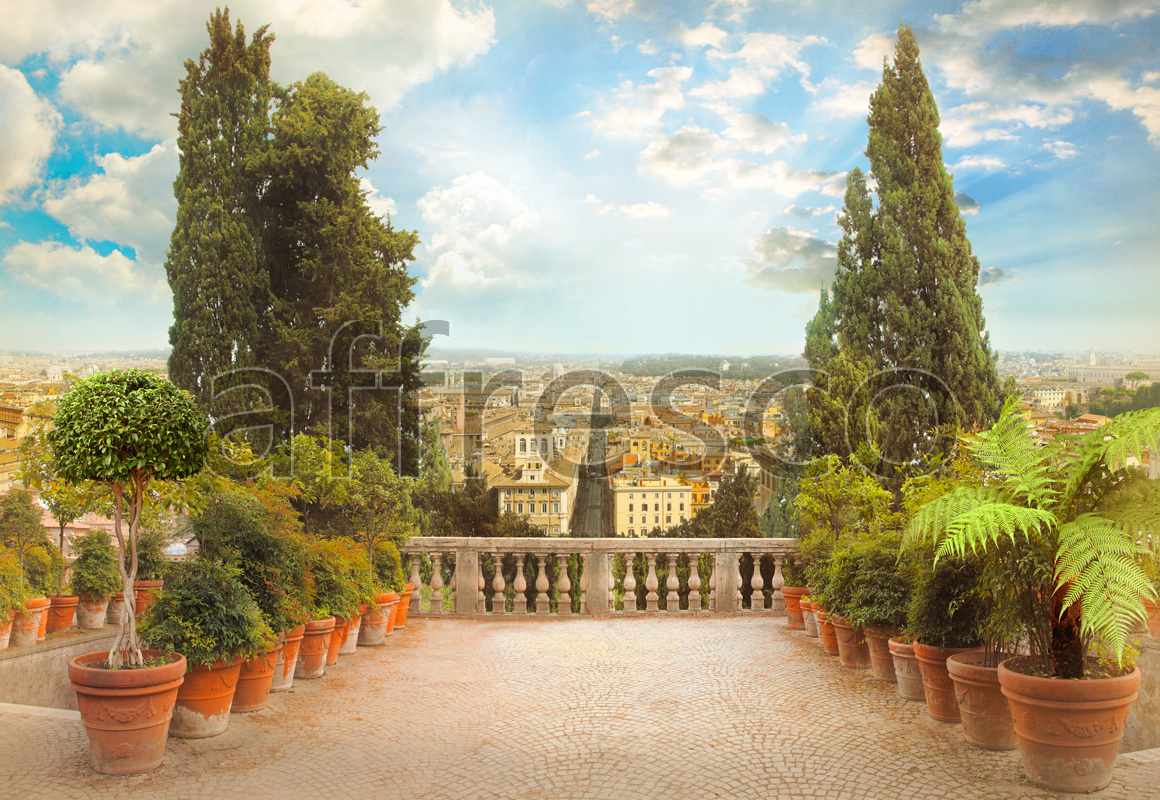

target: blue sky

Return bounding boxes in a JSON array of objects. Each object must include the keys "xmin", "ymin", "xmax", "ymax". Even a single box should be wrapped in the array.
[{"xmin": 1, "ymin": 0, "xmax": 1158, "ymax": 356}]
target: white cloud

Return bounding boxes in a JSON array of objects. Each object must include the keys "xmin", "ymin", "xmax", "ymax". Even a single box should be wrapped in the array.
[
  {"xmin": 954, "ymin": 192, "xmax": 980, "ymax": 215},
  {"xmin": 952, "ymin": 154, "xmax": 1006, "ymax": 171},
  {"xmin": 1044, "ymin": 140, "xmax": 1078, "ymax": 159},
  {"xmin": 587, "ymin": 0, "xmax": 634, "ymax": 22},
  {"xmin": 1081, "ymin": 74, "xmax": 1160, "ymax": 143},
  {"xmin": 42, "ymin": 144, "xmax": 177, "ymax": 264},
  {"xmin": 743, "ymin": 226, "xmax": 836, "ymax": 293},
  {"xmin": 638, "ymin": 39, "xmax": 661, "ymax": 56},
  {"xmin": 3, "ymin": 240, "xmax": 164, "ymax": 299},
  {"xmin": 679, "ymin": 23, "xmax": 729, "ymax": 49},
  {"xmin": 359, "ymin": 176, "xmax": 399, "ymax": 219},
  {"xmin": 978, "ymin": 266, "xmax": 1014, "ymax": 286},
  {"xmin": 940, "ymin": 101, "xmax": 1073, "ymax": 149},
  {"xmin": 816, "ymin": 79, "xmax": 876, "ymax": 118},
  {"xmin": 593, "ymin": 66, "xmax": 693, "ymax": 139},
  {"xmin": 417, "ymin": 172, "xmax": 538, "ymax": 290},
  {"xmin": 584, "ymin": 149, "xmax": 601, "ymax": 159},
  {"xmin": 935, "ymin": 0, "xmax": 1156, "ymax": 38},
  {"xmin": 852, "ymin": 33, "xmax": 894, "ymax": 71},
  {"xmin": 619, "ymin": 201, "xmax": 669, "ymax": 219},
  {"xmin": 785, "ymin": 204, "xmax": 837, "ymax": 219},
  {"xmin": 711, "ymin": 105, "xmax": 806, "ymax": 154},
  {"xmin": 692, "ymin": 31, "xmax": 823, "ymax": 101},
  {"xmin": 0, "ymin": 65, "xmax": 62, "ymax": 205}
]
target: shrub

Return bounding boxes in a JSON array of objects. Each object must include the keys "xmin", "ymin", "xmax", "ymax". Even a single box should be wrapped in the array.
[
  {"xmin": 134, "ymin": 526, "xmax": 172, "ymax": 581},
  {"xmin": 371, "ymin": 540, "xmax": 405, "ymax": 593},
  {"xmin": 23, "ymin": 544, "xmax": 65, "ymax": 597},
  {"xmin": 0, "ymin": 549, "xmax": 30, "ymax": 614},
  {"xmin": 69, "ymin": 531, "xmax": 121, "ymax": 599},
  {"xmin": 305, "ymin": 538, "xmax": 361, "ymax": 619},
  {"xmin": 907, "ymin": 555, "xmax": 985, "ymax": 649},
  {"xmin": 828, "ymin": 533, "xmax": 916, "ymax": 632},
  {"xmin": 138, "ymin": 556, "xmax": 274, "ymax": 669}
]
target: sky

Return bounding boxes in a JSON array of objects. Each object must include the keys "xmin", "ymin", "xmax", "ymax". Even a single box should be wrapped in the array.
[{"xmin": 1, "ymin": 0, "xmax": 1159, "ymax": 357}]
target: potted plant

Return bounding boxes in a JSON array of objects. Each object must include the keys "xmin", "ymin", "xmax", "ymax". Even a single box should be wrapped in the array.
[
  {"xmin": 138, "ymin": 556, "xmax": 273, "ymax": 738},
  {"xmin": 69, "ymin": 530, "xmax": 122, "ymax": 629},
  {"xmin": 780, "ymin": 557, "xmax": 808, "ymax": 630},
  {"xmin": 53, "ymin": 368, "xmax": 208, "ymax": 774},
  {"xmin": 800, "ymin": 593, "xmax": 818, "ymax": 638},
  {"xmin": 301, "ymin": 538, "xmax": 360, "ymax": 675},
  {"xmin": 906, "ymin": 400, "xmax": 1160, "ymax": 791},
  {"xmin": 0, "ymin": 549, "xmax": 30, "ymax": 649},
  {"xmin": 132, "ymin": 525, "xmax": 171, "ymax": 618},
  {"xmin": 22, "ymin": 544, "xmax": 64, "ymax": 639},
  {"xmin": 340, "ymin": 540, "xmax": 379, "ymax": 654},
  {"xmin": 830, "ymin": 533, "xmax": 915, "ymax": 678},
  {"xmin": 361, "ymin": 540, "xmax": 405, "ymax": 646}
]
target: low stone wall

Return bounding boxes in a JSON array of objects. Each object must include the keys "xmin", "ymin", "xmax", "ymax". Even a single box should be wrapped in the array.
[
  {"xmin": 1122, "ymin": 635, "xmax": 1160, "ymax": 754},
  {"xmin": 0, "ymin": 629, "xmax": 118, "ymax": 711}
]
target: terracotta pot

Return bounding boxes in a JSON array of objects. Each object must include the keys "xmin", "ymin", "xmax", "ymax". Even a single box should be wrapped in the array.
[
  {"xmin": 831, "ymin": 616, "xmax": 872, "ymax": 669},
  {"xmin": 76, "ymin": 595, "xmax": 110, "ymax": 630},
  {"xmin": 395, "ymin": 583, "xmax": 414, "ymax": 628},
  {"xmin": 888, "ymin": 637, "xmax": 926, "ymax": 702},
  {"xmin": 169, "ymin": 656, "xmax": 243, "ymax": 738},
  {"xmin": 358, "ymin": 595, "xmax": 391, "ymax": 646},
  {"xmin": 46, "ymin": 595, "xmax": 79, "ymax": 632},
  {"xmin": 801, "ymin": 599, "xmax": 818, "ymax": 638},
  {"xmin": 1144, "ymin": 598, "xmax": 1160, "ymax": 638},
  {"xmin": 133, "ymin": 580, "xmax": 164, "ymax": 619},
  {"xmin": 69, "ymin": 649, "xmax": 186, "ymax": 774},
  {"xmin": 339, "ymin": 608, "xmax": 363, "ymax": 655},
  {"xmin": 36, "ymin": 596, "xmax": 49, "ymax": 640},
  {"xmin": 781, "ymin": 586, "xmax": 807, "ymax": 630},
  {"xmin": 999, "ymin": 658, "xmax": 1141, "ymax": 793},
  {"xmin": 232, "ymin": 643, "xmax": 283, "ymax": 713},
  {"xmin": 271, "ymin": 624, "xmax": 306, "ymax": 692},
  {"xmin": 865, "ymin": 629, "xmax": 897, "ymax": 683},
  {"xmin": 947, "ymin": 652, "xmax": 1016, "ymax": 751},
  {"xmin": 385, "ymin": 593, "xmax": 400, "ymax": 634},
  {"xmin": 296, "ymin": 617, "xmax": 335, "ymax": 680},
  {"xmin": 914, "ymin": 642, "xmax": 980, "ymax": 722},
  {"xmin": 0, "ymin": 609, "xmax": 14, "ymax": 650},
  {"xmin": 327, "ymin": 616, "xmax": 349, "ymax": 665},
  {"xmin": 815, "ymin": 609, "xmax": 839, "ymax": 656},
  {"xmin": 11, "ymin": 597, "xmax": 47, "ymax": 648},
  {"xmin": 106, "ymin": 593, "xmax": 125, "ymax": 626}
]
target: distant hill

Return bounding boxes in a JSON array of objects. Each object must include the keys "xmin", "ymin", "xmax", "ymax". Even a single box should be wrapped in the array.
[{"xmin": 619, "ymin": 354, "xmax": 807, "ymax": 380}]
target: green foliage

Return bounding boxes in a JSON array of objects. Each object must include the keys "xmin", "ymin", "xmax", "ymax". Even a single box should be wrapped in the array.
[
  {"xmin": 907, "ymin": 556, "xmax": 985, "ymax": 649},
  {"xmin": 371, "ymin": 540, "xmax": 405, "ymax": 593},
  {"xmin": 0, "ymin": 489, "xmax": 50, "ymax": 569},
  {"xmin": 305, "ymin": 537, "xmax": 362, "ymax": 619},
  {"xmin": 69, "ymin": 531, "xmax": 121, "ymax": 599},
  {"xmin": 192, "ymin": 487, "xmax": 310, "ymax": 633},
  {"xmin": 700, "ymin": 470, "xmax": 761, "ymax": 538},
  {"xmin": 23, "ymin": 545, "xmax": 65, "ymax": 598},
  {"xmin": 346, "ymin": 541, "xmax": 379, "ymax": 608},
  {"xmin": 138, "ymin": 557, "xmax": 274, "ymax": 670},
  {"xmin": 906, "ymin": 398, "xmax": 1160, "ymax": 676},
  {"xmin": 826, "ymin": 534, "xmax": 915, "ymax": 631},
  {"xmin": 0, "ymin": 549, "xmax": 30, "ymax": 614}
]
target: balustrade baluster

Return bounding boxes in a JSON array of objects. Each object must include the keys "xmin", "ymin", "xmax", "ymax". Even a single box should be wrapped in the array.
[
  {"xmin": 579, "ymin": 553, "xmax": 590, "ymax": 615},
  {"xmin": 491, "ymin": 555, "xmax": 507, "ymax": 614},
  {"xmin": 449, "ymin": 567, "xmax": 457, "ymax": 612},
  {"xmin": 409, "ymin": 555, "xmax": 422, "ymax": 615},
  {"xmin": 644, "ymin": 553, "xmax": 659, "ymax": 613},
  {"xmin": 622, "ymin": 553, "xmax": 637, "ymax": 613},
  {"xmin": 478, "ymin": 561, "xmax": 486, "ymax": 614},
  {"xmin": 429, "ymin": 552, "xmax": 444, "ymax": 614},
  {"xmin": 665, "ymin": 553, "xmax": 679, "ymax": 612},
  {"xmin": 513, "ymin": 555, "xmax": 528, "ymax": 614},
  {"xmin": 557, "ymin": 554, "xmax": 572, "ymax": 615},
  {"xmin": 735, "ymin": 553, "xmax": 745, "ymax": 612},
  {"xmin": 709, "ymin": 553, "xmax": 717, "ymax": 613},
  {"xmin": 535, "ymin": 555, "xmax": 550, "ymax": 614},
  {"xmin": 770, "ymin": 555, "xmax": 785, "ymax": 616},
  {"xmin": 687, "ymin": 554, "xmax": 701, "ymax": 613},
  {"xmin": 751, "ymin": 554, "xmax": 765, "ymax": 612}
]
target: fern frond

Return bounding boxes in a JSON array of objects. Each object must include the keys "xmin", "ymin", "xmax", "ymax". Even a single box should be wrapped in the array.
[
  {"xmin": 968, "ymin": 398, "xmax": 1056, "ymax": 507},
  {"xmin": 1100, "ymin": 406, "xmax": 1160, "ymax": 476},
  {"xmin": 934, "ymin": 502, "xmax": 1056, "ymax": 563},
  {"xmin": 904, "ymin": 486, "xmax": 999, "ymax": 547},
  {"xmin": 1099, "ymin": 473, "xmax": 1160, "ymax": 550},
  {"xmin": 1055, "ymin": 513, "xmax": 1157, "ymax": 663}
]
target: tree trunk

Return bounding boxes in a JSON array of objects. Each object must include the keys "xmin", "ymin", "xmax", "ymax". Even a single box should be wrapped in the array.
[{"xmin": 1051, "ymin": 585, "xmax": 1084, "ymax": 679}]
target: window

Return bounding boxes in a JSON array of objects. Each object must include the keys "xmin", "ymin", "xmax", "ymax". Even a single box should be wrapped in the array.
[
  {"xmin": 520, "ymin": 439, "xmax": 527, "ymax": 453},
  {"xmin": 530, "ymin": 438, "xmax": 537, "ymax": 452},
  {"xmin": 553, "ymin": 490, "xmax": 559, "ymax": 498},
  {"xmin": 679, "ymin": 503, "xmax": 684, "ymax": 511},
  {"xmin": 667, "ymin": 492, "xmax": 671, "ymax": 498},
  {"xmin": 505, "ymin": 503, "xmax": 512, "ymax": 513},
  {"xmin": 628, "ymin": 528, "xmax": 635, "ymax": 536},
  {"xmin": 629, "ymin": 503, "xmax": 634, "ymax": 512},
  {"xmin": 629, "ymin": 515, "xmax": 633, "ymax": 524},
  {"xmin": 529, "ymin": 489, "xmax": 536, "ymax": 498},
  {"xmin": 542, "ymin": 438, "xmax": 548, "ymax": 453},
  {"xmin": 654, "ymin": 492, "xmax": 659, "ymax": 498},
  {"xmin": 517, "ymin": 503, "xmax": 524, "ymax": 514},
  {"xmin": 654, "ymin": 515, "xmax": 659, "ymax": 524},
  {"xmin": 629, "ymin": 493, "xmax": 634, "ymax": 499},
  {"xmin": 553, "ymin": 503, "xmax": 559, "ymax": 513},
  {"xmin": 654, "ymin": 503, "xmax": 659, "ymax": 511},
  {"xmin": 666, "ymin": 503, "xmax": 671, "ymax": 511},
  {"xmin": 666, "ymin": 515, "xmax": 671, "ymax": 524},
  {"xmin": 541, "ymin": 502, "xmax": 548, "ymax": 514}
]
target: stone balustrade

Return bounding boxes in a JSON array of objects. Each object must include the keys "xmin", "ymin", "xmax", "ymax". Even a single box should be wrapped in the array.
[{"xmin": 399, "ymin": 537, "xmax": 800, "ymax": 618}]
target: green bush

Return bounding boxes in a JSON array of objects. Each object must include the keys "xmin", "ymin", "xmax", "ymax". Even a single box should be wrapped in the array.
[
  {"xmin": 371, "ymin": 540, "xmax": 405, "ymax": 594},
  {"xmin": 69, "ymin": 531, "xmax": 121, "ymax": 599},
  {"xmin": 345, "ymin": 540, "xmax": 380, "ymax": 608},
  {"xmin": 0, "ymin": 549, "xmax": 30, "ymax": 614},
  {"xmin": 907, "ymin": 555, "xmax": 985, "ymax": 649},
  {"xmin": 305, "ymin": 538, "xmax": 361, "ymax": 619},
  {"xmin": 826, "ymin": 533, "xmax": 915, "ymax": 631},
  {"xmin": 23, "ymin": 544, "xmax": 65, "ymax": 597},
  {"xmin": 133, "ymin": 526, "xmax": 171, "ymax": 581},
  {"xmin": 138, "ymin": 556, "xmax": 274, "ymax": 669}
]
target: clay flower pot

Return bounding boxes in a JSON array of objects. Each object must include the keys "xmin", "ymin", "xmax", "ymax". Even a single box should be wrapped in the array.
[
  {"xmin": 46, "ymin": 595, "xmax": 79, "ymax": 632},
  {"xmin": 999, "ymin": 658, "xmax": 1141, "ymax": 793},
  {"xmin": 385, "ymin": 592, "xmax": 400, "ymax": 634},
  {"xmin": 296, "ymin": 617, "xmax": 335, "ymax": 680},
  {"xmin": 0, "ymin": 609, "xmax": 14, "ymax": 650},
  {"xmin": 36, "ymin": 596, "xmax": 50, "ymax": 640},
  {"xmin": 864, "ymin": 628, "xmax": 897, "ymax": 683},
  {"xmin": 800, "ymin": 599, "xmax": 818, "ymax": 638},
  {"xmin": 272, "ymin": 624, "xmax": 306, "ymax": 692},
  {"xmin": 358, "ymin": 594, "xmax": 391, "ymax": 647},
  {"xmin": 76, "ymin": 595, "xmax": 110, "ymax": 630},
  {"xmin": 232, "ymin": 643, "xmax": 283, "ymax": 713},
  {"xmin": 395, "ymin": 583, "xmax": 414, "ymax": 628},
  {"xmin": 133, "ymin": 580, "xmax": 164, "ymax": 618},
  {"xmin": 831, "ymin": 616, "xmax": 872, "ymax": 669},
  {"xmin": 11, "ymin": 597, "xmax": 47, "ymax": 647},
  {"xmin": 914, "ymin": 642, "xmax": 980, "ymax": 722},
  {"xmin": 946, "ymin": 652, "xmax": 1016, "ymax": 751},
  {"xmin": 106, "ymin": 593, "xmax": 125, "ymax": 626},
  {"xmin": 888, "ymin": 637, "xmax": 925, "ymax": 701},
  {"xmin": 327, "ymin": 616, "xmax": 349, "ymax": 665},
  {"xmin": 339, "ymin": 606, "xmax": 364, "ymax": 655},
  {"xmin": 815, "ymin": 609, "xmax": 839, "ymax": 656},
  {"xmin": 1144, "ymin": 598, "xmax": 1160, "ymax": 639},
  {"xmin": 69, "ymin": 649, "xmax": 186, "ymax": 775},
  {"xmin": 169, "ymin": 656, "xmax": 243, "ymax": 738},
  {"xmin": 781, "ymin": 586, "xmax": 807, "ymax": 630}
]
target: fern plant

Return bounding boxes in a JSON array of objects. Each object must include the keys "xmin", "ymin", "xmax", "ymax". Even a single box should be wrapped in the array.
[{"xmin": 906, "ymin": 398, "xmax": 1160, "ymax": 678}]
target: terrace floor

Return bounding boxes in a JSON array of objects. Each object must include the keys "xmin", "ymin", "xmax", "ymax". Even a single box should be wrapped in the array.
[{"xmin": 2, "ymin": 616, "xmax": 1159, "ymax": 800}]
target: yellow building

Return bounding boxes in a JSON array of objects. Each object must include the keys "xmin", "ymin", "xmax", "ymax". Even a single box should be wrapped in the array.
[{"xmin": 612, "ymin": 476, "xmax": 691, "ymax": 536}]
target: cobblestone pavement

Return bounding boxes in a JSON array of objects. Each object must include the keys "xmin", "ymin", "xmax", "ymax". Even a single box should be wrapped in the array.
[{"xmin": 2, "ymin": 617, "xmax": 1158, "ymax": 800}]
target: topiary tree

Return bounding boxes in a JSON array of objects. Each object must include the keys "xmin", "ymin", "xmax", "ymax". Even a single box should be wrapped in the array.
[
  {"xmin": 69, "ymin": 531, "xmax": 122, "ymax": 601},
  {"xmin": 0, "ymin": 489, "xmax": 50, "ymax": 571},
  {"xmin": 48, "ymin": 369, "xmax": 208, "ymax": 667}
]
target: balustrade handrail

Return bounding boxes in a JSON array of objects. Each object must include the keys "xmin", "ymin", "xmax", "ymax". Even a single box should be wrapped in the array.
[{"xmin": 399, "ymin": 536, "xmax": 799, "ymax": 554}]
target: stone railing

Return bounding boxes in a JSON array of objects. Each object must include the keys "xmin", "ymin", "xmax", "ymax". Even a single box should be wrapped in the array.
[{"xmin": 399, "ymin": 537, "xmax": 800, "ymax": 618}]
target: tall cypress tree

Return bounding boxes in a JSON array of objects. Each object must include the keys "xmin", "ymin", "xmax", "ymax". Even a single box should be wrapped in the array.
[
  {"xmin": 804, "ymin": 22, "xmax": 1000, "ymax": 468},
  {"xmin": 166, "ymin": 10, "xmax": 274, "ymax": 409}
]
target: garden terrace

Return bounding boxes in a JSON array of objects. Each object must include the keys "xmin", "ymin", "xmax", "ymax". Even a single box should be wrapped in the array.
[{"xmin": 399, "ymin": 536, "xmax": 800, "ymax": 617}]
